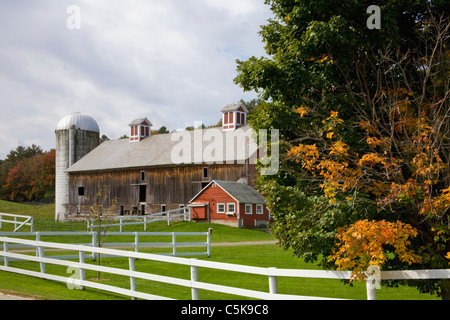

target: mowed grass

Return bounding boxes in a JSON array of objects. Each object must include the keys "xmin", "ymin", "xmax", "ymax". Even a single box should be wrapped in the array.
[{"xmin": 0, "ymin": 200, "xmax": 440, "ymax": 300}]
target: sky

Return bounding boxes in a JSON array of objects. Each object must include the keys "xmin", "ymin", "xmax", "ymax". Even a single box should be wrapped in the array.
[{"xmin": 0, "ymin": 0, "xmax": 273, "ymax": 159}]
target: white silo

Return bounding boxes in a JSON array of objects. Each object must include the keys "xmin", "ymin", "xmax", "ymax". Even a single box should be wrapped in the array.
[{"xmin": 55, "ymin": 112, "xmax": 100, "ymax": 221}]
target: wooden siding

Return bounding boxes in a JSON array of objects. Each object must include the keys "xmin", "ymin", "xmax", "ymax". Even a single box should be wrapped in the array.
[
  {"xmin": 68, "ymin": 163, "xmax": 248, "ymax": 217},
  {"xmin": 190, "ymin": 181, "xmax": 269, "ymax": 227}
]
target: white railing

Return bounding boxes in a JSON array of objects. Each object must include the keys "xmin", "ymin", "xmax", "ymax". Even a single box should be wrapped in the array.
[
  {"xmin": 0, "ymin": 213, "xmax": 34, "ymax": 232},
  {"xmin": 0, "ymin": 236, "xmax": 339, "ymax": 300},
  {"xmin": 0, "ymin": 231, "xmax": 211, "ymax": 258},
  {"xmin": 1, "ymin": 236, "xmax": 449, "ymax": 300},
  {"xmin": 87, "ymin": 207, "xmax": 190, "ymax": 232}
]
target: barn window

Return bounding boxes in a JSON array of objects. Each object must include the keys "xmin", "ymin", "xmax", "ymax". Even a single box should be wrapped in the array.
[
  {"xmin": 161, "ymin": 204, "xmax": 166, "ymax": 213},
  {"xmin": 217, "ymin": 203, "xmax": 225, "ymax": 213},
  {"xmin": 245, "ymin": 204, "xmax": 252, "ymax": 215},
  {"xmin": 140, "ymin": 171, "xmax": 146, "ymax": 181},
  {"xmin": 78, "ymin": 187, "xmax": 85, "ymax": 196},
  {"xmin": 227, "ymin": 203, "xmax": 235, "ymax": 215},
  {"xmin": 256, "ymin": 204, "xmax": 263, "ymax": 214},
  {"xmin": 202, "ymin": 167, "xmax": 208, "ymax": 179}
]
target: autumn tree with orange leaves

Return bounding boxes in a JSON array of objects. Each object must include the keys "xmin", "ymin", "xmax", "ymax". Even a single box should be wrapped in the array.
[
  {"xmin": 2, "ymin": 147, "xmax": 55, "ymax": 202},
  {"xmin": 235, "ymin": 1, "xmax": 449, "ymax": 299}
]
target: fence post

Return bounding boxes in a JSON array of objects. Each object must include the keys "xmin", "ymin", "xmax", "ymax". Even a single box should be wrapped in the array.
[
  {"xmin": 366, "ymin": 279, "xmax": 377, "ymax": 300},
  {"xmin": 14, "ymin": 216, "xmax": 17, "ymax": 231},
  {"xmin": 167, "ymin": 211, "xmax": 171, "ymax": 226},
  {"xmin": 268, "ymin": 267, "xmax": 278, "ymax": 295},
  {"xmin": 134, "ymin": 232, "xmax": 139, "ymax": 253},
  {"xmin": 172, "ymin": 233, "xmax": 176, "ymax": 256},
  {"xmin": 129, "ymin": 257, "xmax": 137, "ymax": 300},
  {"xmin": 0, "ymin": 214, "xmax": 2, "ymax": 229},
  {"xmin": 38, "ymin": 246, "xmax": 46, "ymax": 274},
  {"xmin": 207, "ymin": 229, "xmax": 212, "ymax": 258},
  {"xmin": 79, "ymin": 251, "xmax": 86, "ymax": 290},
  {"xmin": 120, "ymin": 217, "xmax": 123, "ymax": 232},
  {"xmin": 190, "ymin": 259, "xmax": 199, "ymax": 300},
  {"xmin": 35, "ymin": 232, "xmax": 41, "ymax": 257},
  {"xmin": 30, "ymin": 217, "xmax": 34, "ymax": 232},
  {"xmin": 144, "ymin": 216, "xmax": 147, "ymax": 232},
  {"xmin": 3, "ymin": 242, "xmax": 8, "ymax": 267},
  {"xmin": 91, "ymin": 232, "xmax": 97, "ymax": 261}
]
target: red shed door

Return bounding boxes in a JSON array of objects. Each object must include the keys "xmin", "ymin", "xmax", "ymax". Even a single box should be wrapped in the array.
[{"xmin": 190, "ymin": 204, "xmax": 208, "ymax": 220}]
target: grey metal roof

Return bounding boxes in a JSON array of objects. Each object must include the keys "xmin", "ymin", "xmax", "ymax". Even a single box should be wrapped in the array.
[
  {"xmin": 56, "ymin": 112, "xmax": 100, "ymax": 132},
  {"xmin": 190, "ymin": 180, "xmax": 266, "ymax": 204},
  {"xmin": 220, "ymin": 103, "xmax": 248, "ymax": 113},
  {"xmin": 66, "ymin": 124, "xmax": 258, "ymax": 173},
  {"xmin": 128, "ymin": 118, "xmax": 153, "ymax": 127}
]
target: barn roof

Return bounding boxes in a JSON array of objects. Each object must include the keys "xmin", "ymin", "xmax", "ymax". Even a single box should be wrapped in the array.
[
  {"xmin": 190, "ymin": 180, "xmax": 266, "ymax": 204},
  {"xmin": 66, "ymin": 124, "xmax": 257, "ymax": 172}
]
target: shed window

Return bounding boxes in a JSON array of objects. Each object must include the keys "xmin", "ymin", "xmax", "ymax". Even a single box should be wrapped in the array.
[
  {"xmin": 227, "ymin": 203, "xmax": 235, "ymax": 214},
  {"xmin": 245, "ymin": 204, "xmax": 252, "ymax": 215},
  {"xmin": 256, "ymin": 204, "xmax": 264, "ymax": 214},
  {"xmin": 78, "ymin": 187, "xmax": 85, "ymax": 196},
  {"xmin": 217, "ymin": 203, "xmax": 225, "ymax": 213}
]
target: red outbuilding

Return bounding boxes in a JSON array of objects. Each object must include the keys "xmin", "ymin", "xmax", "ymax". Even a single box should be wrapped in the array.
[{"xmin": 188, "ymin": 180, "xmax": 270, "ymax": 228}]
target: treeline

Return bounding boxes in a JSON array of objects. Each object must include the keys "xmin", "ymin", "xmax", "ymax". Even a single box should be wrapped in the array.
[{"xmin": 0, "ymin": 145, "xmax": 55, "ymax": 202}]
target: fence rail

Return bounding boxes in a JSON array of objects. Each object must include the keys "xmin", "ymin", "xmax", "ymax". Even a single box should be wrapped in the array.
[
  {"xmin": 1, "ymin": 236, "xmax": 449, "ymax": 300},
  {"xmin": 0, "ymin": 213, "xmax": 34, "ymax": 232},
  {"xmin": 0, "ymin": 231, "xmax": 211, "ymax": 258},
  {"xmin": 87, "ymin": 207, "xmax": 190, "ymax": 232}
]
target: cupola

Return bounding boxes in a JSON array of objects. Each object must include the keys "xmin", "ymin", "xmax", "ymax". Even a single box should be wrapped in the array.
[
  {"xmin": 221, "ymin": 103, "xmax": 248, "ymax": 131},
  {"xmin": 129, "ymin": 118, "xmax": 152, "ymax": 142}
]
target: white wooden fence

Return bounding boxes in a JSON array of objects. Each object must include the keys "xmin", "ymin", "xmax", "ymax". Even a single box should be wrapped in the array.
[
  {"xmin": 0, "ymin": 213, "xmax": 34, "ymax": 232},
  {"xmin": 87, "ymin": 207, "xmax": 190, "ymax": 232},
  {"xmin": 0, "ymin": 231, "xmax": 211, "ymax": 258},
  {"xmin": 1, "ymin": 236, "xmax": 449, "ymax": 300}
]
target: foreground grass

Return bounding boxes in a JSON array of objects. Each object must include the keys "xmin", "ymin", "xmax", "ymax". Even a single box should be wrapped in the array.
[{"xmin": 0, "ymin": 200, "xmax": 440, "ymax": 300}]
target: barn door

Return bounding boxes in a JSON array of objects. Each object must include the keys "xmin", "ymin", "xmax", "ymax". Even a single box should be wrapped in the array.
[{"xmin": 139, "ymin": 185, "xmax": 147, "ymax": 203}]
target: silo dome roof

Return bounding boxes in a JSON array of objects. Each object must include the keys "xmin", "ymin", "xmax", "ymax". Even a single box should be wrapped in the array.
[{"xmin": 56, "ymin": 112, "xmax": 100, "ymax": 132}]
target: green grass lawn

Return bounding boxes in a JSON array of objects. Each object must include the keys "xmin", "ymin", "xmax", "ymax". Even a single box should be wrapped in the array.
[{"xmin": 0, "ymin": 200, "xmax": 441, "ymax": 300}]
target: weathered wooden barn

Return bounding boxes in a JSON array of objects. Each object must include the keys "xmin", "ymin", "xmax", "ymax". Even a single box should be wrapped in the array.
[
  {"xmin": 189, "ymin": 180, "xmax": 269, "ymax": 227},
  {"xmin": 56, "ymin": 103, "xmax": 264, "ymax": 225}
]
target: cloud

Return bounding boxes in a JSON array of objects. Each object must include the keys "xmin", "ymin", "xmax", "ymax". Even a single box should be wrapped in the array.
[{"xmin": 0, "ymin": 0, "xmax": 272, "ymax": 159}]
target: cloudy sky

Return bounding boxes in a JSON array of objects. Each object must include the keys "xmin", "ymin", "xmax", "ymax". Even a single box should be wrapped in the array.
[{"xmin": 0, "ymin": 0, "xmax": 272, "ymax": 159}]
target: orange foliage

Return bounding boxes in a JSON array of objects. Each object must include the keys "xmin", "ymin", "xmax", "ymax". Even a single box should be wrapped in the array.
[{"xmin": 330, "ymin": 220, "xmax": 422, "ymax": 281}]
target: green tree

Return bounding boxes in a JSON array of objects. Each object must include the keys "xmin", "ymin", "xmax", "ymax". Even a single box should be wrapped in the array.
[
  {"xmin": 0, "ymin": 145, "xmax": 46, "ymax": 200},
  {"xmin": 235, "ymin": 1, "xmax": 450, "ymax": 298},
  {"xmin": 157, "ymin": 126, "xmax": 170, "ymax": 134},
  {"xmin": 3, "ymin": 149, "xmax": 55, "ymax": 201}
]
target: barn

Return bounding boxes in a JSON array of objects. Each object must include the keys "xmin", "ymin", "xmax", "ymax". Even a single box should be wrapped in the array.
[
  {"xmin": 189, "ymin": 180, "xmax": 270, "ymax": 228},
  {"xmin": 55, "ymin": 103, "xmax": 266, "ymax": 224}
]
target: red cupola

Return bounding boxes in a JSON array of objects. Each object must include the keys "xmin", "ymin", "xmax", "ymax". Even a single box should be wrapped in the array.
[{"xmin": 129, "ymin": 118, "xmax": 152, "ymax": 142}]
